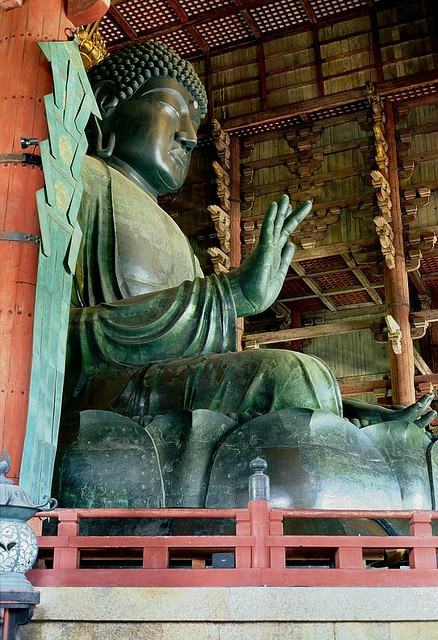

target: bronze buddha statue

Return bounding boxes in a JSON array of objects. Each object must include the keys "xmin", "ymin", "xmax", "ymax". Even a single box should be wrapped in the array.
[{"xmin": 55, "ymin": 42, "xmax": 437, "ymax": 516}]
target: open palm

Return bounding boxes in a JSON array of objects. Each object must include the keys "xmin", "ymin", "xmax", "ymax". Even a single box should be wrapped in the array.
[{"xmin": 227, "ymin": 195, "xmax": 312, "ymax": 317}]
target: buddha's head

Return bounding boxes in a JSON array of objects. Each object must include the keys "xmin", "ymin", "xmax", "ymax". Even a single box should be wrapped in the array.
[{"xmin": 87, "ymin": 41, "xmax": 207, "ymax": 197}]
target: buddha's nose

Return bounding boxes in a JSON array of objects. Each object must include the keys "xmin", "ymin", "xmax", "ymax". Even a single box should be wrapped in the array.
[{"xmin": 175, "ymin": 118, "xmax": 197, "ymax": 151}]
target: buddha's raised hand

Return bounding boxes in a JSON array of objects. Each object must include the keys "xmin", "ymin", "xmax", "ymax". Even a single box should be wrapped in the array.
[{"xmin": 227, "ymin": 195, "xmax": 312, "ymax": 317}]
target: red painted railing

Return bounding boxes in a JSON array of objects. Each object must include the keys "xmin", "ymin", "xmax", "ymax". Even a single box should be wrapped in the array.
[{"xmin": 28, "ymin": 504, "xmax": 438, "ymax": 587}]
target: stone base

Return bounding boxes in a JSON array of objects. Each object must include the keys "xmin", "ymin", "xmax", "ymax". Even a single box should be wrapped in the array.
[{"xmin": 22, "ymin": 587, "xmax": 438, "ymax": 639}]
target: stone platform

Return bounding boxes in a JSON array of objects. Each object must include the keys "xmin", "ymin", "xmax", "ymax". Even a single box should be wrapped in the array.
[{"xmin": 22, "ymin": 586, "xmax": 438, "ymax": 639}]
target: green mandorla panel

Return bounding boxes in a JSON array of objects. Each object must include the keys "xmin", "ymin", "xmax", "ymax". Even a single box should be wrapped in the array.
[{"xmin": 20, "ymin": 41, "xmax": 99, "ymax": 502}]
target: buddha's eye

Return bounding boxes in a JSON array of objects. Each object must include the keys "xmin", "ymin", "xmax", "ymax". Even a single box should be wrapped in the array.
[{"xmin": 158, "ymin": 100, "xmax": 180, "ymax": 119}]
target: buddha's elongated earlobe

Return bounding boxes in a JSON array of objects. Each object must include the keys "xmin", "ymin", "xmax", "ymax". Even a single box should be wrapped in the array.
[
  {"xmin": 89, "ymin": 81, "xmax": 119, "ymax": 158},
  {"xmin": 93, "ymin": 115, "xmax": 116, "ymax": 158}
]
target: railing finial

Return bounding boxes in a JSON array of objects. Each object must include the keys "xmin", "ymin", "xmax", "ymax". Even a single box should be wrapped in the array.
[{"xmin": 249, "ymin": 456, "xmax": 270, "ymax": 501}]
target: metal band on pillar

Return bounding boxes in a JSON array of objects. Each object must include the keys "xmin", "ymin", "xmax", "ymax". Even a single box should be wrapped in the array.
[{"xmin": 0, "ymin": 231, "xmax": 40, "ymax": 245}]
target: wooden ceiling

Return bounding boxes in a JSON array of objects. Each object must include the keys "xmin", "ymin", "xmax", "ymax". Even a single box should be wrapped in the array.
[
  {"xmin": 102, "ymin": 0, "xmax": 379, "ymax": 58},
  {"xmin": 96, "ymin": 0, "xmax": 438, "ymax": 406}
]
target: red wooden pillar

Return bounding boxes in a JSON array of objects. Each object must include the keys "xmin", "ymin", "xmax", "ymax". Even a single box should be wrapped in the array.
[
  {"xmin": 230, "ymin": 134, "xmax": 244, "ymax": 349},
  {"xmin": 0, "ymin": 1, "xmax": 107, "ymax": 482},
  {"xmin": 0, "ymin": 0, "xmax": 70, "ymax": 480},
  {"xmin": 384, "ymin": 101, "xmax": 416, "ymax": 405}
]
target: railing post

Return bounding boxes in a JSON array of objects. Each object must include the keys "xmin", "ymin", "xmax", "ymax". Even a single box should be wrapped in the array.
[
  {"xmin": 409, "ymin": 512, "xmax": 436, "ymax": 569},
  {"xmin": 53, "ymin": 510, "xmax": 79, "ymax": 570},
  {"xmin": 335, "ymin": 546, "xmax": 364, "ymax": 569},
  {"xmin": 249, "ymin": 500, "xmax": 270, "ymax": 569},
  {"xmin": 142, "ymin": 547, "xmax": 168, "ymax": 569},
  {"xmin": 235, "ymin": 511, "xmax": 252, "ymax": 568},
  {"xmin": 269, "ymin": 510, "xmax": 285, "ymax": 568},
  {"xmin": 248, "ymin": 457, "xmax": 270, "ymax": 569}
]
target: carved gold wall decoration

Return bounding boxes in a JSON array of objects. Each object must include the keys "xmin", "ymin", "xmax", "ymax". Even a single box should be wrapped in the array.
[
  {"xmin": 209, "ymin": 120, "xmax": 233, "ymax": 271},
  {"xmin": 208, "ymin": 204, "xmax": 231, "ymax": 255},
  {"xmin": 366, "ymin": 83, "xmax": 396, "ymax": 270}
]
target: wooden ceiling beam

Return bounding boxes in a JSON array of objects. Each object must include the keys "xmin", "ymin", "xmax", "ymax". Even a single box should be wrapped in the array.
[
  {"xmin": 243, "ymin": 317, "xmax": 381, "ymax": 346},
  {"xmin": 106, "ymin": 4, "xmax": 373, "ymax": 60},
  {"xmin": 290, "ymin": 262, "xmax": 337, "ymax": 311},
  {"xmin": 223, "ymin": 70, "xmax": 438, "ymax": 133},
  {"xmin": 225, "ymin": 86, "xmax": 367, "ymax": 132},
  {"xmin": 340, "ymin": 373, "xmax": 438, "ymax": 396},
  {"xmin": 234, "ymin": 1, "xmax": 262, "ymax": 39},
  {"xmin": 165, "ymin": 0, "xmax": 189, "ymax": 23},
  {"xmin": 165, "ymin": 0, "xmax": 211, "ymax": 54},
  {"xmin": 285, "ymin": 266, "xmax": 355, "ymax": 279},
  {"xmin": 108, "ymin": 5, "xmax": 137, "ymax": 40},
  {"xmin": 243, "ymin": 139, "xmax": 368, "ymax": 172},
  {"xmin": 240, "ymin": 154, "xmax": 438, "ymax": 197},
  {"xmin": 302, "ymin": 304, "xmax": 386, "ymax": 323},
  {"xmin": 341, "ymin": 253, "xmax": 383, "ymax": 305},
  {"xmin": 421, "ymin": 272, "xmax": 438, "ymax": 281},
  {"xmin": 279, "ymin": 283, "xmax": 383, "ymax": 305},
  {"xmin": 298, "ymin": 0, "xmax": 317, "ymax": 24},
  {"xmin": 369, "ymin": 6, "xmax": 384, "ymax": 84},
  {"xmin": 241, "ymin": 165, "xmax": 367, "ymax": 197},
  {"xmin": 293, "ymin": 240, "xmax": 376, "ymax": 262},
  {"xmin": 413, "ymin": 309, "xmax": 438, "ymax": 324},
  {"xmin": 243, "ymin": 311, "xmax": 438, "ymax": 348},
  {"xmin": 186, "ymin": 27, "xmax": 211, "ymax": 54},
  {"xmin": 414, "ymin": 348, "xmax": 434, "ymax": 375},
  {"xmin": 312, "ymin": 25, "xmax": 324, "ymax": 98}
]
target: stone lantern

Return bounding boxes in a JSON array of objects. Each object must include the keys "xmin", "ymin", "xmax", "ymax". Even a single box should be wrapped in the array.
[{"xmin": 0, "ymin": 450, "xmax": 57, "ymax": 638}]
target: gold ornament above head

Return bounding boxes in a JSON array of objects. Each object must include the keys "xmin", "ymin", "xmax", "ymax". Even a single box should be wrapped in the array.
[{"xmin": 67, "ymin": 20, "xmax": 108, "ymax": 70}]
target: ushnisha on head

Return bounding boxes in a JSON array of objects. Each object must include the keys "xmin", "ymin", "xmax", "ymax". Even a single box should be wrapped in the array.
[
  {"xmin": 88, "ymin": 41, "xmax": 207, "ymax": 117},
  {"xmin": 87, "ymin": 41, "xmax": 207, "ymax": 198}
]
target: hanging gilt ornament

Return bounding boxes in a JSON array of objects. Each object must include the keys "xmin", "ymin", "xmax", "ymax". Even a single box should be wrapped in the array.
[{"xmin": 66, "ymin": 20, "xmax": 108, "ymax": 70}]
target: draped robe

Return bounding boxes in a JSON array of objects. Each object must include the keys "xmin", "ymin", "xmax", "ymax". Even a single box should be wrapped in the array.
[{"xmin": 64, "ymin": 156, "xmax": 342, "ymax": 419}]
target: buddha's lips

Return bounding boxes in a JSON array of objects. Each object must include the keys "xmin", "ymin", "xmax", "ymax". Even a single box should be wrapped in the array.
[{"xmin": 169, "ymin": 148, "xmax": 189, "ymax": 169}]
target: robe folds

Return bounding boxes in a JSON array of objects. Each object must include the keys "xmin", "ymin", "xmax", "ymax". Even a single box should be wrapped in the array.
[{"xmin": 65, "ymin": 156, "xmax": 342, "ymax": 419}]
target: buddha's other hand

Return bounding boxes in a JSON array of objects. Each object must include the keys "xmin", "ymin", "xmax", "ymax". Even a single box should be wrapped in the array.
[
  {"xmin": 344, "ymin": 392, "xmax": 437, "ymax": 431},
  {"xmin": 227, "ymin": 195, "xmax": 312, "ymax": 317}
]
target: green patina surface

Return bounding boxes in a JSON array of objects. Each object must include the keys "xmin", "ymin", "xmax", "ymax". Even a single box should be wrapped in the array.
[
  {"xmin": 20, "ymin": 41, "xmax": 437, "ymax": 517},
  {"xmin": 20, "ymin": 41, "xmax": 99, "ymax": 502}
]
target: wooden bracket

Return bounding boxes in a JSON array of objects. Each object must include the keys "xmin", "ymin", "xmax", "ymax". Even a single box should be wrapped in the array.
[
  {"xmin": 66, "ymin": 0, "xmax": 110, "ymax": 27},
  {"xmin": 0, "ymin": 0, "xmax": 22, "ymax": 9},
  {"xmin": 405, "ymin": 249, "xmax": 422, "ymax": 273},
  {"xmin": 385, "ymin": 315, "xmax": 402, "ymax": 354},
  {"xmin": 208, "ymin": 204, "xmax": 231, "ymax": 254},
  {"xmin": 410, "ymin": 316, "xmax": 429, "ymax": 340}
]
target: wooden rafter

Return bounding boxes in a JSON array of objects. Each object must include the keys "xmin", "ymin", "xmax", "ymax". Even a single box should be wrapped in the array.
[
  {"xmin": 289, "ymin": 262, "xmax": 337, "ymax": 312},
  {"xmin": 244, "ymin": 310, "xmax": 438, "ymax": 348},
  {"xmin": 224, "ymin": 70, "xmax": 438, "ymax": 132}
]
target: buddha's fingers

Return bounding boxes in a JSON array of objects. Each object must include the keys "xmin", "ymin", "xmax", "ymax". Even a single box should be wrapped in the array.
[
  {"xmin": 400, "ymin": 393, "xmax": 435, "ymax": 423},
  {"xmin": 279, "ymin": 241, "xmax": 295, "ymax": 274},
  {"xmin": 273, "ymin": 194, "xmax": 291, "ymax": 241},
  {"xmin": 259, "ymin": 200, "xmax": 278, "ymax": 245},
  {"xmin": 415, "ymin": 409, "xmax": 437, "ymax": 429},
  {"xmin": 281, "ymin": 200, "xmax": 312, "ymax": 243}
]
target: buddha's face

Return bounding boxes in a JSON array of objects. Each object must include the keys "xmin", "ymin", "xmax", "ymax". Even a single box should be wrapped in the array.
[{"xmin": 105, "ymin": 76, "xmax": 201, "ymax": 195}]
